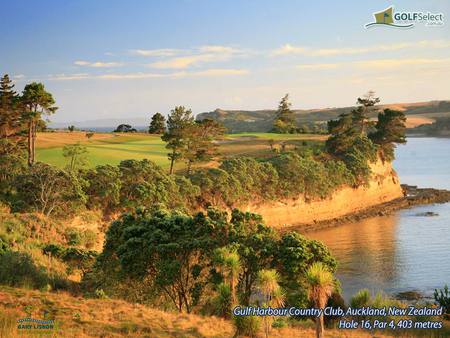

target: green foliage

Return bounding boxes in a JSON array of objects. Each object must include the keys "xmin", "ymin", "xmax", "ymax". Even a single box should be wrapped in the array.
[
  {"xmin": 110, "ymin": 208, "xmax": 216, "ymax": 313},
  {"xmin": 350, "ymin": 289, "xmax": 371, "ymax": 308},
  {"xmin": 68, "ymin": 125, "xmax": 75, "ymax": 132},
  {"xmin": 62, "ymin": 143, "xmax": 89, "ymax": 171},
  {"xmin": 148, "ymin": 112, "xmax": 166, "ymax": 134},
  {"xmin": 95, "ymin": 207, "xmax": 336, "ymax": 314},
  {"xmin": 118, "ymin": 159, "xmax": 180, "ymax": 209},
  {"xmin": 114, "ymin": 124, "xmax": 137, "ymax": 133},
  {"xmin": 369, "ymin": 108, "xmax": 407, "ymax": 161},
  {"xmin": 183, "ymin": 119, "xmax": 225, "ymax": 173},
  {"xmin": 213, "ymin": 283, "xmax": 232, "ymax": 318},
  {"xmin": 14, "ymin": 162, "xmax": 86, "ymax": 216},
  {"xmin": 83, "ymin": 164, "xmax": 122, "ymax": 212},
  {"xmin": 219, "ymin": 158, "xmax": 279, "ymax": 202},
  {"xmin": 0, "ymin": 74, "xmax": 21, "ymax": 139},
  {"xmin": 434, "ymin": 285, "xmax": 450, "ymax": 314},
  {"xmin": 21, "ymin": 82, "xmax": 57, "ymax": 166},
  {"xmin": 190, "ymin": 168, "xmax": 242, "ymax": 207},
  {"xmin": 233, "ymin": 315, "xmax": 261, "ymax": 337},
  {"xmin": 0, "ymin": 251, "xmax": 66, "ymax": 289},
  {"xmin": 272, "ymin": 94, "xmax": 296, "ymax": 133},
  {"xmin": 162, "ymin": 106, "xmax": 195, "ymax": 174}
]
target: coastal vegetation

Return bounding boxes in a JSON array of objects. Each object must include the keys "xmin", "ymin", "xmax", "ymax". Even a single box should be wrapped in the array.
[{"xmin": 1, "ymin": 73, "xmax": 448, "ymax": 337}]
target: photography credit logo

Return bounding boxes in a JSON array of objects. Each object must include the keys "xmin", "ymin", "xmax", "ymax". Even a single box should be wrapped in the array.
[{"xmin": 365, "ymin": 6, "xmax": 444, "ymax": 28}]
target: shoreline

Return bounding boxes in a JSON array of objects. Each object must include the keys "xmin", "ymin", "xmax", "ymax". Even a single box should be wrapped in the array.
[{"xmin": 283, "ymin": 184, "xmax": 450, "ymax": 233}]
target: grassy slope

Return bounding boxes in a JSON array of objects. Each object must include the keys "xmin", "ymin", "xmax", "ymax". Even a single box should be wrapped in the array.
[
  {"xmin": 35, "ymin": 131, "xmax": 325, "ymax": 169},
  {"xmin": 0, "ymin": 286, "xmax": 392, "ymax": 338}
]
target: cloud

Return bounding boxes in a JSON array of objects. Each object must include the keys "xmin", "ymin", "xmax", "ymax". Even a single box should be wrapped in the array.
[
  {"xmin": 13, "ymin": 74, "xmax": 25, "ymax": 79},
  {"xmin": 297, "ymin": 63, "xmax": 339, "ymax": 70},
  {"xmin": 273, "ymin": 40, "xmax": 450, "ymax": 57},
  {"xmin": 198, "ymin": 45, "xmax": 236, "ymax": 53},
  {"xmin": 147, "ymin": 45, "xmax": 240, "ymax": 69},
  {"xmin": 74, "ymin": 60, "xmax": 123, "ymax": 68},
  {"xmin": 356, "ymin": 58, "xmax": 450, "ymax": 68},
  {"xmin": 130, "ymin": 48, "xmax": 180, "ymax": 57},
  {"xmin": 47, "ymin": 68, "xmax": 248, "ymax": 81}
]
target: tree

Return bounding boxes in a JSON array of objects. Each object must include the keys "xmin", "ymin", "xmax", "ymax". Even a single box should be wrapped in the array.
[
  {"xmin": 326, "ymin": 112, "xmax": 359, "ymax": 156},
  {"xmin": 162, "ymin": 106, "xmax": 195, "ymax": 174},
  {"xmin": 62, "ymin": 142, "xmax": 89, "ymax": 171},
  {"xmin": 272, "ymin": 94, "xmax": 296, "ymax": 133},
  {"xmin": 214, "ymin": 247, "xmax": 241, "ymax": 307},
  {"xmin": 369, "ymin": 108, "xmax": 406, "ymax": 161},
  {"xmin": 256, "ymin": 269, "xmax": 285, "ymax": 338},
  {"xmin": 114, "ymin": 124, "xmax": 136, "ymax": 133},
  {"xmin": 118, "ymin": 159, "xmax": 181, "ymax": 209},
  {"xmin": 148, "ymin": 112, "xmax": 166, "ymax": 134},
  {"xmin": 353, "ymin": 91, "xmax": 380, "ymax": 135},
  {"xmin": 68, "ymin": 125, "xmax": 75, "ymax": 132},
  {"xmin": 83, "ymin": 164, "xmax": 122, "ymax": 212},
  {"xmin": 0, "ymin": 76, "xmax": 26, "ymax": 198},
  {"xmin": 114, "ymin": 209, "xmax": 216, "ymax": 313},
  {"xmin": 183, "ymin": 119, "xmax": 225, "ymax": 174},
  {"xmin": 14, "ymin": 162, "xmax": 86, "ymax": 216},
  {"xmin": 21, "ymin": 82, "xmax": 58, "ymax": 166},
  {"xmin": 0, "ymin": 74, "xmax": 21, "ymax": 139},
  {"xmin": 305, "ymin": 262, "xmax": 335, "ymax": 338}
]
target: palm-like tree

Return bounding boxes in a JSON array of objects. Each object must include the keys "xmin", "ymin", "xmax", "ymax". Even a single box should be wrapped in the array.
[
  {"xmin": 305, "ymin": 262, "xmax": 335, "ymax": 338},
  {"xmin": 256, "ymin": 269, "xmax": 285, "ymax": 338},
  {"xmin": 214, "ymin": 247, "xmax": 241, "ymax": 307}
]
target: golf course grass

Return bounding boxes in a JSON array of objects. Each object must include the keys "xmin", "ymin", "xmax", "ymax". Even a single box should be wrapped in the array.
[{"xmin": 36, "ymin": 131, "xmax": 326, "ymax": 169}]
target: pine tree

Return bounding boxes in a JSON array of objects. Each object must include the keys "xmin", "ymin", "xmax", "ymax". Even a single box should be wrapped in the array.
[
  {"xmin": 272, "ymin": 94, "xmax": 296, "ymax": 133},
  {"xmin": 352, "ymin": 90, "xmax": 380, "ymax": 135},
  {"xmin": 21, "ymin": 82, "xmax": 58, "ymax": 166},
  {"xmin": 162, "ymin": 106, "xmax": 194, "ymax": 174},
  {"xmin": 369, "ymin": 108, "xmax": 406, "ymax": 161},
  {"xmin": 0, "ymin": 74, "xmax": 21, "ymax": 138},
  {"xmin": 148, "ymin": 112, "xmax": 166, "ymax": 134}
]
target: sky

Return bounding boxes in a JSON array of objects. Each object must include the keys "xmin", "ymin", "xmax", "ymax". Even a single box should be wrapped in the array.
[{"xmin": 1, "ymin": 0, "xmax": 450, "ymax": 123}]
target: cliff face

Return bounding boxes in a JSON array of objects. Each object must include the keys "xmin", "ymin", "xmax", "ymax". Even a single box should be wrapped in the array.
[{"xmin": 245, "ymin": 160, "xmax": 403, "ymax": 229}]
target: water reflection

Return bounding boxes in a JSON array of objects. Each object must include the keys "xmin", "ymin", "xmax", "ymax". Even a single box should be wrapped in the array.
[{"xmin": 306, "ymin": 137, "xmax": 450, "ymax": 301}]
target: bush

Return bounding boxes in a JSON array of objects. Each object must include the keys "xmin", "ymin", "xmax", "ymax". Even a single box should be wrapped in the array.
[
  {"xmin": 233, "ymin": 314, "xmax": 261, "ymax": 337},
  {"xmin": 213, "ymin": 283, "xmax": 232, "ymax": 318},
  {"xmin": 65, "ymin": 227, "xmax": 82, "ymax": 246},
  {"xmin": 434, "ymin": 285, "xmax": 450, "ymax": 314},
  {"xmin": 350, "ymin": 289, "xmax": 371, "ymax": 308},
  {"xmin": 0, "ymin": 251, "xmax": 66, "ymax": 289},
  {"xmin": 14, "ymin": 162, "xmax": 86, "ymax": 217}
]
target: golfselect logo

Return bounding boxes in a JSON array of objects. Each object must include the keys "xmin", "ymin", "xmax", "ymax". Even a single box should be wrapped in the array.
[{"xmin": 365, "ymin": 6, "xmax": 444, "ymax": 28}]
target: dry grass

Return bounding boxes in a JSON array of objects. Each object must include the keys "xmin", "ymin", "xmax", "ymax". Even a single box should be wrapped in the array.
[
  {"xmin": 36, "ymin": 131, "xmax": 115, "ymax": 149},
  {"xmin": 0, "ymin": 287, "xmax": 234, "ymax": 337},
  {"xmin": 1, "ymin": 287, "xmax": 448, "ymax": 337}
]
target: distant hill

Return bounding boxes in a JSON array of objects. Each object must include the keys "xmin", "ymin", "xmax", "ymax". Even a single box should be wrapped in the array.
[{"xmin": 197, "ymin": 100, "xmax": 450, "ymax": 133}]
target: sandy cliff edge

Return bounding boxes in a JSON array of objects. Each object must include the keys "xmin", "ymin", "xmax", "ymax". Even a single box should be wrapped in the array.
[{"xmin": 245, "ymin": 160, "xmax": 403, "ymax": 229}]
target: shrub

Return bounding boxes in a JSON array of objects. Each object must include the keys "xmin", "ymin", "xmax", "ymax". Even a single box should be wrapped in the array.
[
  {"xmin": 0, "ymin": 251, "xmax": 49, "ymax": 289},
  {"xmin": 233, "ymin": 314, "xmax": 261, "ymax": 337},
  {"xmin": 213, "ymin": 283, "xmax": 232, "ymax": 318},
  {"xmin": 14, "ymin": 162, "xmax": 86, "ymax": 216},
  {"xmin": 350, "ymin": 289, "xmax": 371, "ymax": 308},
  {"xmin": 434, "ymin": 285, "xmax": 450, "ymax": 314},
  {"xmin": 65, "ymin": 227, "xmax": 82, "ymax": 246}
]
